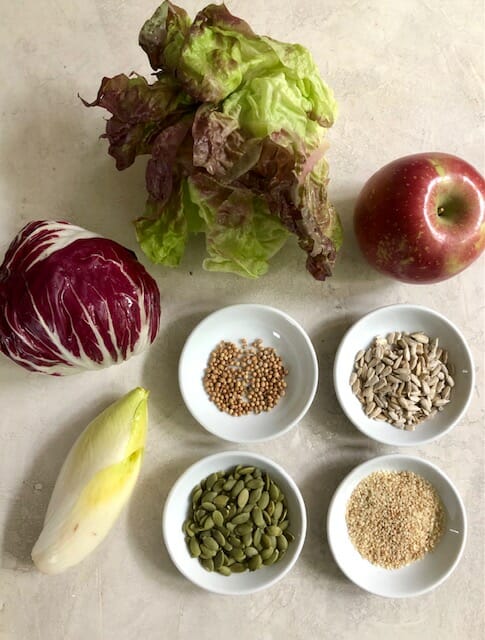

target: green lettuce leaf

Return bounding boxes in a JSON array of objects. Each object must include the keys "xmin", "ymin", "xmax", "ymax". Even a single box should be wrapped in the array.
[{"xmin": 85, "ymin": 1, "xmax": 342, "ymax": 281}]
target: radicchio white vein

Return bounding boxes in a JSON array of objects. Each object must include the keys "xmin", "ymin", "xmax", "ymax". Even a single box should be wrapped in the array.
[{"xmin": 0, "ymin": 220, "xmax": 161, "ymax": 375}]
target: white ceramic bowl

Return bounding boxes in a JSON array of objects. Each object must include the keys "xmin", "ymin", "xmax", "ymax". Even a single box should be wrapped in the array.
[
  {"xmin": 179, "ymin": 304, "xmax": 318, "ymax": 443},
  {"xmin": 327, "ymin": 454, "xmax": 467, "ymax": 598},
  {"xmin": 333, "ymin": 304, "xmax": 474, "ymax": 446},
  {"xmin": 162, "ymin": 451, "xmax": 307, "ymax": 595}
]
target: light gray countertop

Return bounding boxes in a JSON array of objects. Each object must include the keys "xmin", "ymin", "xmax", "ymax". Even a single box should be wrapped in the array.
[{"xmin": 0, "ymin": 1, "xmax": 483, "ymax": 638}]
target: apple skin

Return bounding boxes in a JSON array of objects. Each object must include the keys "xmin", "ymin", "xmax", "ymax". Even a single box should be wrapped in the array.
[{"xmin": 354, "ymin": 152, "xmax": 485, "ymax": 283}]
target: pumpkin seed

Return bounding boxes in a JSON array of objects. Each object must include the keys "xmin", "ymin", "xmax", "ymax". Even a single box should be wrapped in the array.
[
  {"xmin": 249, "ymin": 488, "xmax": 263, "ymax": 504},
  {"xmin": 246, "ymin": 478, "xmax": 265, "ymax": 490},
  {"xmin": 237, "ymin": 488, "xmax": 249, "ymax": 509},
  {"xmin": 261, "ymin": 534, "xmax": 273, "ymax": 549},
  {"xmin": 258, "ymin": 492, "xmax": 270, "ymax": 510},
  {"xmin": 231, "ymin": 563, "xmax": 246, "ymax": 573},
  {"xmin": 204, "ymin": 536, "xmax": 219, "ymax": 551},
  {"xmin": 201, "ymin": 502, "xmax": 216, "ymax": 512},
  {"xmin": 241, "ymin": 533, "xmax": 253, "ymax": 547},
  {"xmin": 213, "ymin": 550, "xmax": 224, "ymax": 570},
  {"xmin": 200, "ymin": 544, "xmax": 216, "ymax": 559},
  {"xmin": 212, "ymin": 510, "xmax": 224, "ymax": 528},
  {"xmin": 245, "ymin": 546, "xmax": 259, "ymax": 558},
  {"xmin": 189, "ymin": 538, "xmax": 201, "ymax": 557},
  {"xmin": 212, "ymin": 529, "xmax": 225, "ymax": 546},
  {"xmin": 273, "ymin": 501, "xmax": 284, "ymax": 522},
  {"xmin": 228, "ymin": 535, "xmax": 242, "ymax": 548},
  {"xmin": 261, "ymin": 546, "xmax": 275, "ymax": 560},
  {"xmin": 223, "ymin": 478, "xmax": 237, "ymax": 491},
  {"xmin": 230, "ymin": 547, "xmax": 246, "ymax": 562},
  {"xmin": 213, "ymin": 494, "xmax": 229, "ymax": 508},
  {"xmin": 201, "ymin": 516, "xmax": 214, "ymax": 530},
  {"xmin": 231, "ymin": 479, "xmax": 245, "ymax": 498},
  {"xmin": 205, "ymin": 473, "xmax": 219, "ymax": 490},
  {"xmin": 252, "ymin": 507, "xmax": 265, "ymax": 528},
  {"xmin": 253, "ymin": 528, "xmax": 263, "ymax": 548},
  {"xmin": 201, "ymin": 557, "xmax": 214, "ymax": 572},
  {"xmin": 263, "ymin": 549, "xmax": 279, "ymax": 566},
  {"xmin": 235, "ymin": 523, "xmax": 253, "ymax": 536},
  {"xmin": 217, "ymin": 565, "xmax": 231, "ymax": 576},
  {"xmin": 277, "ymin": 535, "xmax": 288, "ymax": 551},
  {"xmin": 231, "ymin": 512, "xmax": 250, "ymax": 525},
  {"xmin": 192, "ymin": 487, "xmax": 203, "ymax": 503},
  {"xmin": 248, "ymin": 555, "xmax": 263, "ymax": 571},
  {"xmin": 239, "ymin": 466, "xmax": 255, "ymax": 475},
  {"xmin": 201, "ymin": 491, "xmax": 218, "ymax": 503},
  {"xmin": 269, "ymin": 483, "xmax": 280, "ymax": 501}
]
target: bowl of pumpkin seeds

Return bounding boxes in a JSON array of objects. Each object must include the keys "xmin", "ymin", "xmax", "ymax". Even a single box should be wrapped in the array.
[
  {"xmin": 333, "ymin": 304, "xmax": 474, "ymax": 446},
  {"xmin": 162, "ymin": 451, "xmax": 307, "ymax": 594}
]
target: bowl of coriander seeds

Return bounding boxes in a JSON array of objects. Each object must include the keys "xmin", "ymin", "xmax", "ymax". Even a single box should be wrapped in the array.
[
  {"xmin": 333, "ymin": 304, "xmax": 474, "ymax": 446},
  {"xmin": 179, "ymin": 304, "xmax": 318, "ymax": 442}
]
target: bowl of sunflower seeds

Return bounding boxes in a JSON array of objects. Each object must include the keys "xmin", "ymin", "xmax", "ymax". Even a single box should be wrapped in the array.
[
  {"xmin": 162, "ymin": 450, "xmax": 307, "ymax": 595},
  {"xmin": 333, "ymin": 304, "xmax": 474, "ymax": 446},
  {"xmin": 179, "ymin": 304, "xmax": 318, "ymax": 443}
]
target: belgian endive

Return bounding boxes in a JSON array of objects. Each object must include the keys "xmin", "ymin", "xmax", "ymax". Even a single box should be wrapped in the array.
[{"xmin": 32, "ymin": 387, "xmax": 149, "ymax": 574}]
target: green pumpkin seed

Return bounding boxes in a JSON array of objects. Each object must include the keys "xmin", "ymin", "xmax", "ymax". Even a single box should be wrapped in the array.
[
  {"xmin": 212, "ymin": 529, "xmax": 225, "ymax": 546},
  {"xmin": 201, "ymin": 557, "xmax": 214, "ymax": 572},
  {"xmin": 201, "ymin": 502, "xmax": 216, "ymax": 512},
  {"xmin": 214, "ymin": 550, "xmax": 224, "ymax": 570},
  {"xmin": 201, "ymin": 491, "xmax": 218, "ymax": 503},
  {"xmin": 267, "ymin": 501, "xmax": 275, "ymax": 517},
  {"xmin": 231, "ymin": 512, "xmax": 250, "ymax": 525},
  {"xmin": 212, "ymin": 478, "xmax": 225, "ymax": 493},
  {"xmin": 192, "ymin": 487, "xmax": 203, "ymax": 503},
  {"xmin": 212, "ymin": 510, "xmax": 224, "ymax": 528},
  {"xmin": 263, "ymin": 549, "xmax": 279, "ymax": 566},
  {"xmin": 231, "ymin": 563, "xmax": 246, "ymax": 573},
  {"xmin": 241, "ymin": 532, "xmax": 252, "ymax": 547},
  {"xmin": 261, "ymin": 546, "xmax": 274, "ymax": 560},
  {"xmin": 213, "ymin": 494, "xmax": 229, "ymax": 508},
  {"xmin": 251, "ymin": 507, "xmax": 265, "ymax": 528},
  {"xmin": 235, "ymin": 523, "xmax": 253, "ymax": 536},
  {"xmin": 205, "ymin": 473, "xmax": 219, "ymax": 490},
  {"xmin": 266, "ymin": 525, "xmax": 282, "ymax": 536},
  {"xmin": 204, "ymin": 536, "xmax": 219, "ymax": 551},
  {"xmin": 227, "ymin": 504, "xmax": 237, "ymax": 519},
  {"xmin": 226, "ymin": 522, "xmax": 235, "ymax": 533},
  {"xmin": 217, "ymin": 565, "xmax": 231, "ymax": 576},
  {"xmin": 258, "ymin": 492, "xmax": 270, "ymax": 510},
  {"xmin": 249, "ymin": 488, "xmax": 263, "ymax": 504},
  {"xmin": 285, "ymin": 531, "xmax": 295, "ymax": 543},
  {"xmin": 202, "ymin": 516, "xmax": 214, "ymax": 530},
  {"xmin": 195, "ymin": 509, "xmax": 206, "ymax": 522},
  {"xmin": 223, "ymin": 478, "xmax": 237, "ymax": 491},
  {"xmin": 269, "ymin": 483, "xmax": 280, "ymax": 501},
  {"xmin": 230, "ymin": 547, "xmax": 246, "ymax": 562},
  {"xmin": 228, "ymin": 535, "xmax": 242, "ymax": 548},
  {"xmin": 242, "ymin": 504, "xmax": 254, "ymax": 514},
  {"xmin": 223, "ymin": 542, "xmax": 233, "ymax": 552},
  {"xmin": 189, "ymin": 538, "xmax": 201, "ymax": 557},
  {"xmin": 246, "ymin": 478, "xmax": 264, "ymax": 490},
  {"xmin": 231, "ymin": 479, "xmax": 245, "ymax": 498},
  {"xmin": 263, "ymin": 511, "xmax": 272, "ymax": 525},
  {"xmin": 253, "ymin": 528, "xmax": 263, "ymax": 548},
  {"xmin": 277, "ymin": 535, "xmax": 288, "ymax": 552},
  {"xmin": 273, "ymin": 501, "xmax": 283, "ymax": 522},
  {"xmin": 245, "ymin": 546, "xmax": 259, "ymax": 558},
  {"xmin": 237, "ymin": 488, "xmax": 249, "ymax": 509},
  {"xmin": 200, "ymin": 544, "xmax": 217, "ymax": 558},
  {"xmin": 254, "ymin": 468, "xmax": 262, "ymax": 478},
  {"xmin": 261, "ymin": 534, "xmax": 273, "ymax": 549},
  {"xmin": 264, "ymin": 473, "xmax": 271, "ymax": 491},
  {"xmin": 226, "ymin": 557, "xmax": 235, "ymax": 566},
  {"xmin": 279, "ymin": 520, "xmax": 289, "ymax": 531},
  {"xmin": 239, "ymin": 466, "xmax": 255, "ymax": 475},
  {"xmin": 248, "ymin": 554, "xmax": 263, "ymax": 571}
]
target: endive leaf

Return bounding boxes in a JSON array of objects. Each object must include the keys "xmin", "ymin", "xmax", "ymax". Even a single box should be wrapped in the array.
[{"xmin": 32, "ymin": 387, "xmax": 149, "ymax": 574}]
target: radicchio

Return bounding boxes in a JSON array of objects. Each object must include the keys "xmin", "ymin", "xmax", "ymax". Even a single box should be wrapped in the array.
[{"xmin": 0, "ymin": 220, "xmax": 161, "ymax": 375}]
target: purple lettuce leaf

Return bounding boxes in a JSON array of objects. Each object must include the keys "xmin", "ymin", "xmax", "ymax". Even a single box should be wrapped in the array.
[{"xmin": 139, "ymin": 1, "xmax": 191, "ymax": 72}]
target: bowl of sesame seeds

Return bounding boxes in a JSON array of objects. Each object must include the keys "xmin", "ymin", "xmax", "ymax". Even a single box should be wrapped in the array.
[
  {"xmin": 178, "ymin": 304, "xmax": 318, "ymax": 443},
  {"xmin": 326, "ymin": 454, "xmax": 467, "ymax": 598},
  {"xmin": 333, "ymin": 304, "xmax": 475, "ymax": 446}
]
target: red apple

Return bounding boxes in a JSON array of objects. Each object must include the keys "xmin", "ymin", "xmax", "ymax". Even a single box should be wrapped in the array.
[{"xmin": 354, "ymin": 152, "xmax": 485, "ymax": 283}]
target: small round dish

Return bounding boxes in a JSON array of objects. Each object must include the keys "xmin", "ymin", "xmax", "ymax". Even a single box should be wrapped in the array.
[
  {"xmin": 162, "ymin": 451, "xmax": 307, "ymax": 595},
  {"xmin": 327, "ymin": 454, "xmax": 467, "ymax": 598},
  {"xmin": 333, "ymin": 303, "xmax": 474, "ymax": 446},
  {"xmin": 179, "ymin": 304, "xmax": 318, "ymax": 443}
]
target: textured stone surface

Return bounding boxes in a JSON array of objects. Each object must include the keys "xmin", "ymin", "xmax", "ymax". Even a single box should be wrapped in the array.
[{"xmin": 0, "ymin": 1, "xmax": 484, "ymax": 639}]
